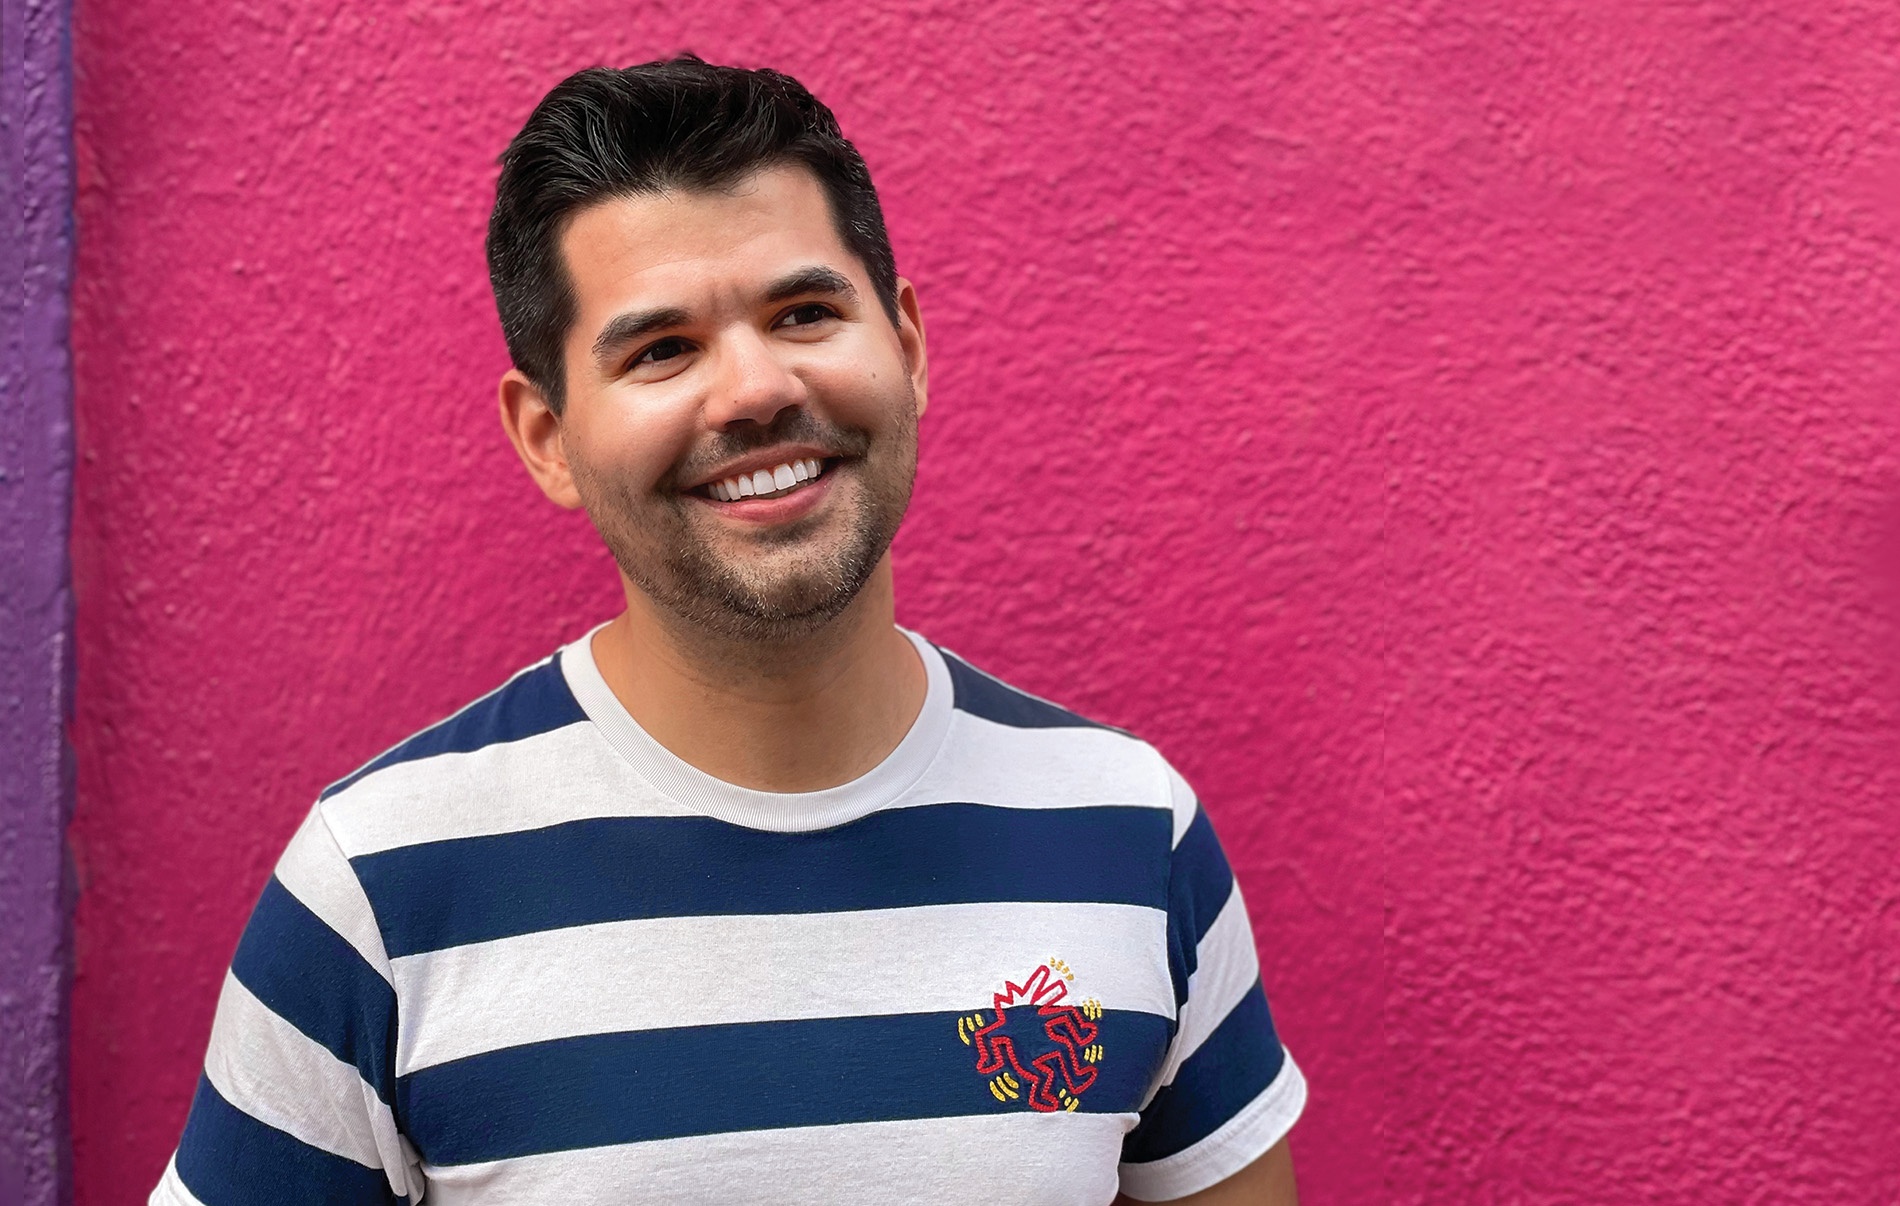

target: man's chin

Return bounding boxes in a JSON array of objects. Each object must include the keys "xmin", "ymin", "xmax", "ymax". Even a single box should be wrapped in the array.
[
  {"xmin": 629, "ymin": 533, "xmax": 878, "ymax": 638},
  {"xmin": 656, "ymin": 579, "xmax": 860, "ymax": 643},
  {"xmin": 710, "ymin": 560, "xmax": 869, "ymax": 625},
  {"xmin": 597, "ymin": 467, "xmax": 906, "ymax": 644}
]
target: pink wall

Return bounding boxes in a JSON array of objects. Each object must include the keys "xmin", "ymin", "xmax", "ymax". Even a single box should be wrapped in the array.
[{"xmin": 68, "ymin": 1, "xmax": 1899, "ymax": 1202}]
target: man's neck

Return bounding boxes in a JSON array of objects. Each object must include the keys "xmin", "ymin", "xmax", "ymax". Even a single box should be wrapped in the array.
[{"xmin": 589, "ymin": 559, "xmax": 927, "ymax": 794}]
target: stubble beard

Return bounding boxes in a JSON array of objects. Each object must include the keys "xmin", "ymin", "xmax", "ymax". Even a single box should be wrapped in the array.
[{"xmin": 572, "ymin": 392, "xmax": 919, "ymax": 646}]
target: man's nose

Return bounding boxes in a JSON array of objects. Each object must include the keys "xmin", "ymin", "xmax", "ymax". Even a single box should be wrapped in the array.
[{"xmin": 703, "ymin": 327, "xmax": 804, "ymax": 429}]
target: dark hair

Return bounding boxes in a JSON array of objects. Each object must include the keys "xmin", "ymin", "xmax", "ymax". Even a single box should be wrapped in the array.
[{"xmin": 486, "ymin": 57, "xmax": 901, "ymax": 413}]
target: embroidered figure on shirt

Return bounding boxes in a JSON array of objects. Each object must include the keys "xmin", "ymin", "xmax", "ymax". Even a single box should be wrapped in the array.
[{"xmin": 957, "ymin": 957, "xmax": 1103, "ymax": 1112}]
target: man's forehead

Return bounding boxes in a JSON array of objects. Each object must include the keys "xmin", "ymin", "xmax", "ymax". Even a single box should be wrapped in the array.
[{"xmin": 559, "ymin": 166, "xmax": 857, "ymax": 312}]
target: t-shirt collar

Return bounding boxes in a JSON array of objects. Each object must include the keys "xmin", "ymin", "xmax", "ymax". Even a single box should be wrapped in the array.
[{"xmin": 560, "ymin": 623, "xmax": 953, "ymax": 832}]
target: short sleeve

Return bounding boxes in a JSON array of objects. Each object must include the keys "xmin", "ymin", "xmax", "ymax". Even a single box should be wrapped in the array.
[
  {"xmin": 151, "ymin": 806, "xmax": 424, "ymax": 1205},
  {"xmin": 1116, "ymin": 767, "xmax": 1307, "ymax": 1202}
]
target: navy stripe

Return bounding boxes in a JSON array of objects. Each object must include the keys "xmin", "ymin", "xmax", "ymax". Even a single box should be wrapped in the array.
[
  {"xmin": 357, "ymin": 802, "xmax": 1174, "ymax": 958},
  {"xmin": 1165, "ymin": 807, "xmax": 1237, "ymax": 1005},
  {"xmin": 1121, "ymin": 980, "xmax": 1285, "ymax": 1166},
  {"xmin": 939, "ymin": 648, "xmax": 1110, "ymax": 730},
  {"xmin": 230, "ymin": 877, "xmax": 397, "ymax": 1103},
  {"xmin": 320, "ymin": 655, "xmax": 587, "ymax": 800},
  {"xmin": 175, "ymin": 1074, "xmax": 402, "ymax": 1205},
  {"xmin": 400, "ymin": 1008, "xmax": 1173, "ymax": 1165}
]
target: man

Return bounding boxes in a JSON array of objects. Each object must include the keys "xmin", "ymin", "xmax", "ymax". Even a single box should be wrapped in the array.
[{"xmin": 152, "ymin": 58, "xmax": 1305, "ymax": 1205}]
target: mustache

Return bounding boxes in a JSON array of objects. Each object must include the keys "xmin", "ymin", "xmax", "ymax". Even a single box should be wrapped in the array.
[{"xmin": 669, "ymin": 409, "xmax": 872, "ymax": 487}]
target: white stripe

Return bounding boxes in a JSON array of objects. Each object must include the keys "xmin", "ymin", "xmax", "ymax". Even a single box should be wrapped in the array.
[
  {"xmin": 275, "ymin": 806, "xmax": 393, "ymax": 983},
  {"xmin": 150, "ymin": 1156, "xmax": 209, "ymax": 1206},
  {"xmin": 420, "ymin": 1112, "xmax": 1132, "ymax": 1205},
  {"xmin": 322, "ymin": 705, "xmax": 1174, "ymax": 859},
  {"xmin": 392, "ymin": 900, "xmax": 1172, "ymax": 1074},
  {"xmin": 1117, "ymin": 1055, "xmax": 1307, "ymax": 1201},
  {"xmin": 321, "ymin": 722, "xmax": 685, "ymax": 857},
  {"xmin": 201, "ymin": 972, "xmax": 408, "ymax": 1197},
  {"xmin": 1143, "ymin": 884, "xmax": 1260, "ymax": 1105},
  {"xmin": 1163, "ymin": 763, "xmax": 1200, "ymax": 848},
  {"xmin": 898, "ymin": 710, "xmax": 1170, "ymax": 814}
]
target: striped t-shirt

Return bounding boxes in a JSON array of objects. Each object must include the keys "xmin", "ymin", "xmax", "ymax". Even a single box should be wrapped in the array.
[{"xmin": 153, "ymin": 628, "xmax": 1306, "ymax": 1205}]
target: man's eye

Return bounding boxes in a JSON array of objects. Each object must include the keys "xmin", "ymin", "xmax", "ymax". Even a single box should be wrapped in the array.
[
  {"xmin": 636, "ymin": 337, "xmax": 689, "ymax": 366},
  {"xmin": 777, "ymin": 303, "xmax": 834, "ymax": 328}
]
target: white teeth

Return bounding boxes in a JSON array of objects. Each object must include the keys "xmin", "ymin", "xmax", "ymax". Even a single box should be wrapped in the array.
[{"xmin": 709, "ymin": 457, "xmax": 828, "ymax": 502}]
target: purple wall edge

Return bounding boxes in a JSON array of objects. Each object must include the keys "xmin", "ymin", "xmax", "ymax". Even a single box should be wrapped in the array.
[{"xmin": 2, "ymin": 0, "xmax": 75, "ymax": 1199}]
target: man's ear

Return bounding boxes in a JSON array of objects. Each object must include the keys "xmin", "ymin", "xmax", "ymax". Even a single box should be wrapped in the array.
[
  {"xmin": 499, "ymin": 369, "xmax": 585, "ymax": 509},
  {"xmin": 894, "ymin": 277, "xmax": 928, "ymax": 419}
]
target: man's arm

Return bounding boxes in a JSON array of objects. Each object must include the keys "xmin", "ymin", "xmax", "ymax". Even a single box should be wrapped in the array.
[
  {"xmin": 1115, "ymin": 1139, "xmax": 1297, "ymax": 1206},
  {"xmin": 1113, "ymin": 759, "xmax": 1307, "ymax": 1202}
]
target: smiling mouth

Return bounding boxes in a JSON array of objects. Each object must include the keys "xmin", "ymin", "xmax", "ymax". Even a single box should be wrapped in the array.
[{"xmin": 701, "ymin": 457, "xmax": 831, "ymax": 502}]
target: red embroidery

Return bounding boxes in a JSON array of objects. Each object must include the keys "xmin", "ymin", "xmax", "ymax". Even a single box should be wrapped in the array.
[{"xmin": 957, "ymin": 959, "xmax": 1106, "ymax": 1112}]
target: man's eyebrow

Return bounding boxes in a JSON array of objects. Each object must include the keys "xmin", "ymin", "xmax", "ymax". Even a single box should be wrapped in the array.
[
  {"xmin": 761, "ymin": 265, "xmax": 859, "ymax": 306},
  {"xmin": 589, "ymin": 269, "xmax": 856, "ymax": 365},
  {"xmin": 592, "ymin": 306, "xmax": 691, "ymax": 364}
]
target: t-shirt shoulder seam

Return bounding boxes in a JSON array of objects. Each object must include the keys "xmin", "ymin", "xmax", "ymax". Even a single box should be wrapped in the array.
[{"xmin": 308, "ymin": 797, "xmax": 397, "ymax": 978}]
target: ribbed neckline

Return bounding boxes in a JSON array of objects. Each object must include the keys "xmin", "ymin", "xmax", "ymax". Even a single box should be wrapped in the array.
[{"xmin": 560, "ymin": 624, "xmax": 953, "ymax": 833}]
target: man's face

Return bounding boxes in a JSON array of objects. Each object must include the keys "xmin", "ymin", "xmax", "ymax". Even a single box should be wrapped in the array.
[{"xmin": 546, "ymin": 166, "xmax": 926, "ymax": 640}]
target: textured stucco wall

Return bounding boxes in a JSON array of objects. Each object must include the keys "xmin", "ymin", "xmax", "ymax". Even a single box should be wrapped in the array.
[
  {"xmin": 68, "ymin": 2, "xmax": 1899, "ymax": 1203},
  {"xmin": 2, "ymin": 0, "xmax": 75, "ymax": 1200},
  {"xmin": 1378, "ymin": 10, "xmax": 1900, "ymax": 1200}
]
